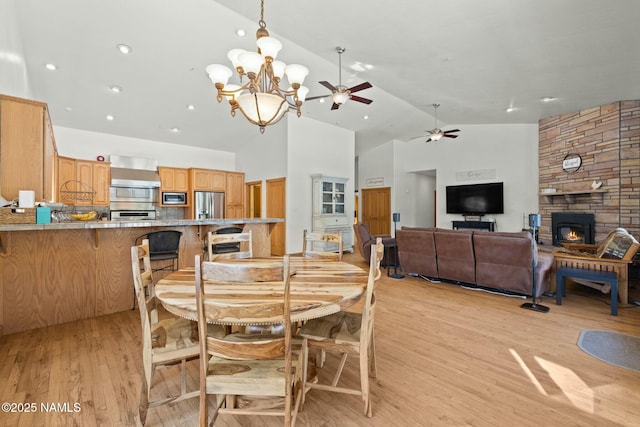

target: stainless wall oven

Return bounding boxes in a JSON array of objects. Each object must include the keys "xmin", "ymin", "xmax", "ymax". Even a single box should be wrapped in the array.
[{"xmin": 109, "ymin": 186, "xmax": 158, "ymax": 220}]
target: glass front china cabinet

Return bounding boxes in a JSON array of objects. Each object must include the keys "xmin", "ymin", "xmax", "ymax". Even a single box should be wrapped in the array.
[{"xmin": 311, "ymin": 174, "xmax": 353, "ymax": 253}]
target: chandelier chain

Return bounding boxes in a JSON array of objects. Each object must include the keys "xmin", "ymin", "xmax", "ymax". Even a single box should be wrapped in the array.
[{"xmin": 259, "ymin": 0, "xmax": 266, "ymax": 29}]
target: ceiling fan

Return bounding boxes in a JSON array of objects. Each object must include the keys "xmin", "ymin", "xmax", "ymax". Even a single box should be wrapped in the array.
[
  {"xmin": 305, "ymin": 46, "xmax": 373, "ymax": 110},
  {"xmin": 412, "ymin": 104, "xmax": 461, "ymax": 142}
]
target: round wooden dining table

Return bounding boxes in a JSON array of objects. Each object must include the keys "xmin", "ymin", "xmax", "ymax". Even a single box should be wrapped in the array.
[{"xmin": 154, "ymin": 257, "xmax": 369, "ymax": 325}]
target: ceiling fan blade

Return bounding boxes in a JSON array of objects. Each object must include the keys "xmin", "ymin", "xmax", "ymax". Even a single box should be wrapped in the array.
[
  {"xmin": 350, "ymin": 95, "xmax": 373, "ymax": 105},
  {"xmin": 305, "ymin": 94, "xmax": 331, "ymax": 101},
  {"xmin": 443, "ymin": 129, "xmax": 460, "ymax": 134},
  {"xmin": 348, "ymin": 82, "xmax": 372, "ymax": 93},
  {"xmin": 331, "ymin": 102, "xmax": 341, "ymax": 110},
  {"xmin": 319, "ymin": 81, "xmax": 337, "ymax": 91},
  {"xmin": 425, "ymin": 137, "xmax": 433, "ymax": 143},
  {"xmin": 443, "ymin": 134, "xmax": 459, "ymax": 139}
]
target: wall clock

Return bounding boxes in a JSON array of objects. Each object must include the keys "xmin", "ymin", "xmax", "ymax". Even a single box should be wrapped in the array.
[{"xmin": 562, "ymin": 153, "xmax": 582, "ymax": 173}]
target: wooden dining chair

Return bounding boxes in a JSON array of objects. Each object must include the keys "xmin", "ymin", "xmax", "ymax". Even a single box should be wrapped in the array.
[
  {"xmin": 302, "ymin": 229, "xmax": 343, "ymax": 261},
  {"xmin": 195, "ymin": 255, "xmax": 303, "ymax": 427},
  {"xmin": 206, "ymin": 230, "xmax": 253, "ymax": 261},
  {"xmin": 299, "ymin": 238, "xmax": 384, "ymax": 417},
  {"xmin": 130, "ymin": 240, "xmax": 225, "ymax": 425}
]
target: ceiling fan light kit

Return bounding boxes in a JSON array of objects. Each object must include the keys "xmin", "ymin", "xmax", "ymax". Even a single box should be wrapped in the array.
[
  {"xmin": 411, "ymin": 104, "xmax": 461, "ymax": 143},
  {"xmin": 305, "ymin": 46, "xmax": 373, "ymax": 110},
  {"xmin": 205, "ymin": 0, "xmax": 309, "ymax": 133}
]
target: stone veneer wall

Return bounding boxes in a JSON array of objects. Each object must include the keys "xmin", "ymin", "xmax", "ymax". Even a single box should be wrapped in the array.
[{"xmin": 538, "ymin": 100, "xmax": 640, "ymax": 245}]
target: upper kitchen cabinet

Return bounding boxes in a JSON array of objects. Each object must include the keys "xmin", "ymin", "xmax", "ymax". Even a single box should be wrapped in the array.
[
  {"xmin": 0, "ymin": 95, "xmax": 57, "ymax": 202},
  {"xmin": 189, "ymin": 168, "xmax": 226, "ymax": 192},
  {"xmin": 225, "ymin": 171, "xmax": 245, "ymax": 219},
  {"xmin": 159, "ymin": 166, "xmax": 189, "ymax": 193},
  {"xmin": 57, "ymin": 156, "xmax": 110, "ymax": 206}
]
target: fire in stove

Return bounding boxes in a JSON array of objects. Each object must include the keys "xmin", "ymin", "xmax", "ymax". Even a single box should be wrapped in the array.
[{"xmin": 566, "ymin": 230, "xmax": 581, "ymax": 241}]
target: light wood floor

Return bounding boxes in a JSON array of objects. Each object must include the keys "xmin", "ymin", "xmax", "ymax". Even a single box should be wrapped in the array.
[{"xmin": 1, "ymin": 253, "xmax": 639, "ymax": 426}]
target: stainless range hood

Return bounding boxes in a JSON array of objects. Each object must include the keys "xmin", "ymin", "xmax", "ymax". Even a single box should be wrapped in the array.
[{"xmin": 109, "ymin": 155, "xmax": 161, "ymax": 188}]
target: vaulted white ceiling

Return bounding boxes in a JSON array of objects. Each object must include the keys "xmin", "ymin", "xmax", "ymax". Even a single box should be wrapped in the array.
[{"xmin": 10, "ymin": 0, "xmax": 640, "ymax": 155}]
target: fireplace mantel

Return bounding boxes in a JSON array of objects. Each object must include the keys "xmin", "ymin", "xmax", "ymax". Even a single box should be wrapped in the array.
[{"xmin": 540, "ymin": 189, "xmax": 607, "ymax": 203}]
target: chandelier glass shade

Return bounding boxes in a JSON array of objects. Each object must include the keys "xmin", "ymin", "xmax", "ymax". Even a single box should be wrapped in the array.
[{"xmin": 205, "ymin": 0, "xmax": 309, "ymax": 133}]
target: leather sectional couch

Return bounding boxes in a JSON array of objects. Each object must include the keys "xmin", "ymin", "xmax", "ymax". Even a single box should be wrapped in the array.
[{"xmin": 395, "ymin": 226, "xmax": 554, "ymax": 298}]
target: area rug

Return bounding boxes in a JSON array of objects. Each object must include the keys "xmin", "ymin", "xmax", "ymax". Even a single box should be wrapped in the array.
[{"xmin": 577, "ymin": 330, "xmax": 640, "ymax": 373}]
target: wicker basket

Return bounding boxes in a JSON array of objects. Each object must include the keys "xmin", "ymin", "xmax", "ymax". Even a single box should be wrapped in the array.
[
  {"xmin": 59, "ymin": 180, "xmax": 95, "ymax": 205},
  {"xmin": 0, "ymin": 207, "xmax": 37, "ymax": 224}
]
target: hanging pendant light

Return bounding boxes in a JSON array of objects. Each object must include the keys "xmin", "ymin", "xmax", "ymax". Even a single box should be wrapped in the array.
[{"xmin": 205, "ymin": 0, "xmax": 309, "ymax": 133}]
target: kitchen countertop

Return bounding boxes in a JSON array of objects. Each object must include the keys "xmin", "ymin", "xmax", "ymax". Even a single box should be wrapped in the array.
[{"xmin": 0, "ymin": 218, "xmax": 283, "ymax": 232}]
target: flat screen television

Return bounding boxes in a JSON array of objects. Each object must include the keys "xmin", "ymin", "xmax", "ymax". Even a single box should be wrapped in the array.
[{"xmin": 446, "ymin": 182, "xmax": 504, "ymax": 215}]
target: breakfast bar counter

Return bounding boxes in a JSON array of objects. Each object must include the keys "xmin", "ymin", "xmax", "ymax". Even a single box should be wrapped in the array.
[{"xmin": 0, "ymin": 218, "xmax": 282, "ymax": 336}]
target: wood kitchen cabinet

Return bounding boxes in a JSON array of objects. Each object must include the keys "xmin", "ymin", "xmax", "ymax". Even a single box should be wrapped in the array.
[
  {"xmin": 225, "ymin": 171, "xmax": 245, "ymax": 219},
  {"xmin": 159, "ymin": 166, "xmax": 189, "ymax": 192},
  {"xmin": 57, "ymin": 156, "xmax": 110, "ymax": 206},
  {"xmin": 189, "ymin": 168, "xmax": 226, "ymax": 192},
  {"xmin": 0, "ymin": 94, "xmax": 57, "ymax": 202}
]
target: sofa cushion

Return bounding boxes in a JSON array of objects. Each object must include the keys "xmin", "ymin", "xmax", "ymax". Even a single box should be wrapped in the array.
[
  {"xmin": 434, "ymin": 229, "xmax": 476, "ymax": 284},
  {"xmin": 473, "ymin": 232, "xmax": 533, "ymax": 294},
  {"xmin": 396, "ymin": 229, "xmax": 438, "ymax": 277}
]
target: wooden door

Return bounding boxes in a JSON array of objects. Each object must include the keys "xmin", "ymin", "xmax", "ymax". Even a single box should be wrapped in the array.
[
  {"xmin": 266, "ymin": 177, "xmax": 286, "ymax": 256},
  {"xmin": 246, "ymin": 180, "xmax": 262, "ymax": 218},
  {"xmin": 362, "ymin": 187, "xmax": 391, "ymax": 235}
]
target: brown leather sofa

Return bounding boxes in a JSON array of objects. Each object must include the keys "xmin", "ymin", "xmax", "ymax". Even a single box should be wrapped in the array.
[
  {"xmin": 395, "ymin": 226, "xmax": 553, "ymax": 297},
  {"xmin": 353, "ymin": 222, "xmax": 397, "ymax": 266}
]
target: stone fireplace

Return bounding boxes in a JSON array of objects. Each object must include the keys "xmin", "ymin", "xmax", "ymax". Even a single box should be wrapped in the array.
[
  {"xmin": 551, "ymin": 212, "xmax": 595, "ymax": 246},
  {"xmin": 538, "ymin": 100, "xmax": 640, "ymax": 246}
]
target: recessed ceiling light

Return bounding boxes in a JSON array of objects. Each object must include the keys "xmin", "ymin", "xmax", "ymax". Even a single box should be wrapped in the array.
[
  {"xmin": 106, "ymin": 115, "xmax": 114, "ymax": 121},
  {"xmin": 45, "ymin": 63, "xmax": 57, "ymax": 70},
  {"xmin": 117, "ymin": 44, "xmax": 132, "ymax": 54},
  {"xmin": 64, "ymin": 106, "xmax": 73, "ymax": 112},
  {"xmin": 235, "ymin": 28, "xmax": 246, "ymax": 37},
  {"xmin": 171, "ymin": 127, "xmax": 180, "ymax": 133},
  {"xmin": 109, "ymin": 85, "xmax": 122, "ymax": 93},
  {"xmin": 541, "ymin": 96, "xmax": 556, "ymax": 102},
  {"xmin": 319, "ymin": 98, "xmax": 325, "ymax": 103},
  {"xmin": 363, "ymin": 115, "xmax": 369, "ymax": 120},
  {"xmin": 505, "ymin": 107, "xmax": 515, "ymax": 113},
  {"xmin": 186, "ymin": 104, "xmax": 195, "ymax": 111}
]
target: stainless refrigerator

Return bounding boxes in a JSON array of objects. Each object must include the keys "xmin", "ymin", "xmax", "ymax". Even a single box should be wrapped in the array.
[{"xmin": 194, "ymin": 191, "xmax": 225, "ymax": 219}]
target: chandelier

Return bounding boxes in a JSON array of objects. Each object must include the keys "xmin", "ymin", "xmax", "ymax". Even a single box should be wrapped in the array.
[{"xmin": 205, "ymin": 0, "xmax": 309, "ymax": 133}]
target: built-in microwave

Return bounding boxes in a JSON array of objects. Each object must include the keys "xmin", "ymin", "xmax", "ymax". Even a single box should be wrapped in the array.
[{"xmin": 162, "ymin": 192, "xmax": 187, "ymax": 205}]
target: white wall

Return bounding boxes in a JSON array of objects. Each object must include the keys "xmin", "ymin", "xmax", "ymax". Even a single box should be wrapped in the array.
[
  {"xmin": 235, "ymin": 116, "xmax": 354, "ymax": 254},
  {"xmin": 286, "ymin": 116, "xmax": 355, "ymax": 254},
  {"xmin": 235, "ymin": 123, "xmax": 288, "ymax": 186},
  {"xmin": 54, "ymin": 126, "xmax": 235, "ymax": 169},
  {"xmin": 414, "ymin": 173, "xmax": 436, "ymax": 227},
  {"xmin": 0, "ymin": 0, "xmax": 31, "ymax": 98},
  {"xmin": 377, "ymin": 123, "xmax": 540, "ymax": 232},
  {"xmin": 357, "ymin": 141, "xmax": 395, "ymax": 231}
]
